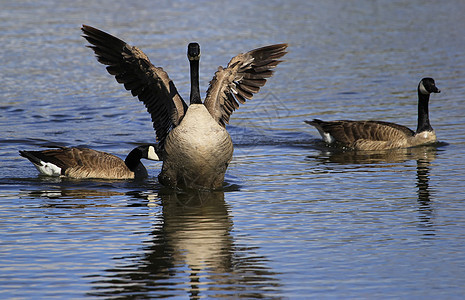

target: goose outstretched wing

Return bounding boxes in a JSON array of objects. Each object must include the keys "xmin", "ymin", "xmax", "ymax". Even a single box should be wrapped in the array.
[
  {"xmin": 81, "ymin": 25, "xmax": 187, "ymax": 148},
  {"xmin": 203, "ymin": 43, "xmax": 288, "ymax": 127}
]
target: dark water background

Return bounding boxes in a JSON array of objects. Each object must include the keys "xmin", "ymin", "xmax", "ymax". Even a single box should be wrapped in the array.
[{"xmin": 1, "ymin": 0, "xmax": 465, "ymax": 298}]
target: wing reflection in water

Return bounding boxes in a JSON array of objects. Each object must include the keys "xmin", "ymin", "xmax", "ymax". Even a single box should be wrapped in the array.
[
  {"xmin": 309, "ymin": 144, "xmax": 439, "ymax": 235},
  {"xmin": 89, "ymin": 189, "xmax": 282, "ymax": 299}
]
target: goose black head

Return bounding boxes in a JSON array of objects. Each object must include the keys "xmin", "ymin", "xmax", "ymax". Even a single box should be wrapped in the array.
[
  {"xmin": 187, "ymin": 43, "xmax": 200, "ymax": 61},
  {"xmin": 419, "ymin": 78, "xmax": 441, "ymax": 95}
]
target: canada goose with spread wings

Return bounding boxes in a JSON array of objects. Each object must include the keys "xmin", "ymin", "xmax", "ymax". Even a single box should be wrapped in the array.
[
  {"xmin": 305, "ymin": 78, "xmax": 440, "ymax": 151},
  {"xmin": 20, "ymin": 145, "xmax": 158, "ymax": 179},
  {"xmin": 81, "ymin": 25, "xmax": 287, "ymax": 189}
]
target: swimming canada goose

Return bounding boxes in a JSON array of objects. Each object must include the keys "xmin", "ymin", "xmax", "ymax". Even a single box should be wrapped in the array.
[
  {"xmin": 305, "ymin": 78, "xmax": 441, "ymax": 150},
  {"xmin": 81, "ymin": 25, "xmax": 287, "ymax": 189},
  {"xmin": 19, "ymin": 144, "xmax": 158, "ymax": 179}
]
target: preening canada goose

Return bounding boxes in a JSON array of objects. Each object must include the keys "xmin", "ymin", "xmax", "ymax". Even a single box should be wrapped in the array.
[
  {"xmin": 19, "ymin": 145, "xmax": 158, "ymax": 179},
  {"xmin": 305, "ymin": 78, "xmax": 441, "ymax": 150},
  {"xmin": 81, "ymin": 25, "xmax": 287, "ymax": 189}
]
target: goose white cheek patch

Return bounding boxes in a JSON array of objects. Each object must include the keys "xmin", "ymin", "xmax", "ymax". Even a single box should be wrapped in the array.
[
  {"xmin": 147, "ymin": 146, "xmax": 160, "ymax": 161},
  {"xmin": 419, "ymin": 81, "xmax": 429, "ymax": 95}
]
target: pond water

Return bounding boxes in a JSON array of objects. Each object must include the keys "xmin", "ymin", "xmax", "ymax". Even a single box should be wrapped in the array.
[{"xmin": 1, "ymin": 0, "xmax": 465, "ymax": 298}]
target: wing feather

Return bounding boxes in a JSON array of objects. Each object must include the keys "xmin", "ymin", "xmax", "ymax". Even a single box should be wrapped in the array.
[
  {"xmin": 204, "ymin": 43, "xmax": 288, "ymax": 127},
  {"xmin": 81, "ymin": 25, "xmax": 187, "ymax": 148}
]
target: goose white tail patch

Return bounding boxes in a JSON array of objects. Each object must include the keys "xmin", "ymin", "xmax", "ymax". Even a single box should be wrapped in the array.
[
  {"xmin": 35, "ymin": 161, "xmax": 62, "ymax": 176},
  {"xmin": 323, "ymin": 132, "xmax": 335, "ymax": 144},
  {"xmin": 314, "ymin": 127, "xmax": 335, "ymax": 144}
]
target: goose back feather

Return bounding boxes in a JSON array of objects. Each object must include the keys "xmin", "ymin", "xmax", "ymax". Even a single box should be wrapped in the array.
[
  {"xmin": 305, "ymin": 119, "xmax": 416, "ymax": 150},
  {"xmin": 305, "ymin": 78, "xmax": 440, "ymax": 150},
  {"xmin": 20, "ymin": 145, "xmax": 158, "ymax": 179}
]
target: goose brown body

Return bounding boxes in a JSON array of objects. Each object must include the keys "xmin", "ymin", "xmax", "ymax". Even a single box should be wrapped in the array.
[
  {"xmin": 306, "ymin": 78, "xmax": 440, "ymax": 151},
  {"xmin": 81, "ymin": 25, "xmax": 287, "ymax": 189},
  {"xmin": 160, "ymin": 104, "xmax": 233, "ymax": 189},
  {"xmin": 305, "ymin": 119, "xmax": 436, "ymax": 150},
  {"xmin": 20, "ymin": 145, "xmax": 157, "ymax": 179}
]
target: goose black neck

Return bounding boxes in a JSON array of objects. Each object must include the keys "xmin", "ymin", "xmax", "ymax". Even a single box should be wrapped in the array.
[
  {"xmin": 189, "ymin": 59, "xmax": 201, "ymax": 104},
  {"xmin": 416, "ymin": 90, "xmax": 433, "ymax": 133},
  {"xmin": 125, "ymin": 146, "xmax": 145, "ymax": 171}
]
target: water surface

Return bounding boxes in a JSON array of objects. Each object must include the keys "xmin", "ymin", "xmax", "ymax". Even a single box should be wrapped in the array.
[{"xmin": 1, "ymin": 0, "xmax": 465, "ymax": 298}]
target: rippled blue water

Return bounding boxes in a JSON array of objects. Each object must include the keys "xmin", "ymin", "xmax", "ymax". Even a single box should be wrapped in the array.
[{"xmin": 1, "ymin": 0, "xmax": 465, "ymax": 298}]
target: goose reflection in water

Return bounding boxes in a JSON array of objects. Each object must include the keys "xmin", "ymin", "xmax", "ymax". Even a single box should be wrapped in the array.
[
  {"xmin": 88, "ymin": 190, "xmax": 281, "ymax": 299},
  {"xmin": 415, "ymin": 151, "xmax": 436, "ymax": 234},
  {"xmin": 308, "ymin": 144, "xmax": 439, "ymax": 235}
]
